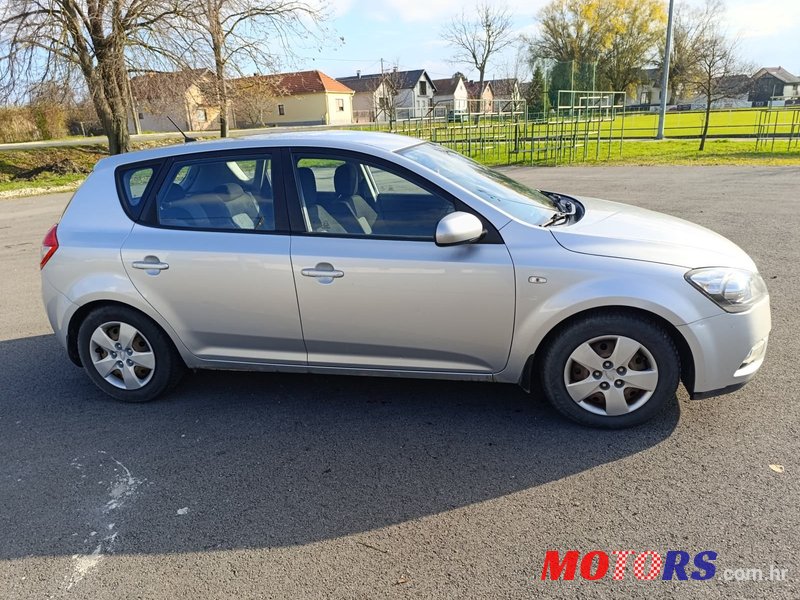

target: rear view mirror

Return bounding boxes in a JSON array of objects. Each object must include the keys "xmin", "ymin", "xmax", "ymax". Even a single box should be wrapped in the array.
[{"xmin": 435, "ymin": 211, "xmax": 485, "ymax": 247}]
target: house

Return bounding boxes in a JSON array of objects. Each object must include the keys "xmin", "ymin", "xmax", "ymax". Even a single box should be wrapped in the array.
[
  {"xmin": 130, "ymin": 69, "xmax": 219, "ymax": 132},
  {"xmin": 335, "ymin": 71, "xmax": 394, "ymax": 123},
  {"xmin": 633, "ymin": 67, "xmax": 662, "ymax": 107},
  {"xmin": 432, "ymin": 75, "xmax": 468, "ymax": 112},
  {"xmin": 696, "ymin": 74, "xmax": 752, "ymax": 109},
  {"xmin": 487, "ymin": 78, "xmax": 523, "ymax": 114},
  {"xmin": 337, "ymin": 69, "xmax": 437, "ymax": 121},
  {"xmin": 465, "ymin": 80, "xmax": 494, "ymax": 112},
  {"xmin": 232, "ymin": 70, "xmax": 354, "ymax": 127},
  {"xmin": 749, "ymin": 67, "xmax": 800, "ymax": 105},
  {"xmin": 633, "ymin": 69, "xmax": 751, "ymax": 110}
]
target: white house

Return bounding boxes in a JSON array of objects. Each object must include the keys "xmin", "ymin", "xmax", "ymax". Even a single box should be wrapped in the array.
[
  {"xmin": 432, "ymin": 76, "xmax": 469, "ymax": 112},
  {"xmin": 338, "ymin": 69, "xmax": 437, "ymax": 121}
]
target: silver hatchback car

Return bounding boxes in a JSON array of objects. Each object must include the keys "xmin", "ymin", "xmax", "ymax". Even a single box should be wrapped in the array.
[{"xmin": 40, "ymin": 131, "xmax": 770, "ymax": 427}]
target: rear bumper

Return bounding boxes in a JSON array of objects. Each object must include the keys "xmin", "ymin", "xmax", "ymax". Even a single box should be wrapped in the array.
[
  {"xmin": 41, "ymin": 276, "xmax": 78, "ymax": 354},
  {"xmin": 678, "ymin": 297, "xmax": 771, "ymax": 398}
]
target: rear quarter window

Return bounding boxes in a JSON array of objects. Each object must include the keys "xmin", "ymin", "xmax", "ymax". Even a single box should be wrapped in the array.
[{"xmin": 117, "ymin": 164, "xmax": 159, "ymax": 219}]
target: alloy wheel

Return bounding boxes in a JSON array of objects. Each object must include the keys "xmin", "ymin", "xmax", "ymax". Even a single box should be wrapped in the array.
[
  {"xmin": 88, "ymin": 321, "xmax": 156, "ymax": 390},
  {"xmin": 563, "ymin": 335, "xmax": 659, "ymax": 416}
]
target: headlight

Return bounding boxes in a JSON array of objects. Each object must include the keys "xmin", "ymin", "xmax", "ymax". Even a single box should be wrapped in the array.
[{"xmin": 685, "ymin": 268, "xmax": 768, "ymax": 313}]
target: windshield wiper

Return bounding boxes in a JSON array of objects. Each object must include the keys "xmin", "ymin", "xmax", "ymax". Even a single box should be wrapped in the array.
[
  {"xmin": 541, "ymin": 194, "xmax": 576, "ymax": 227},
  {"xmin": 541, "ymin": 211, "xmax": 571, "ymax": 227}
]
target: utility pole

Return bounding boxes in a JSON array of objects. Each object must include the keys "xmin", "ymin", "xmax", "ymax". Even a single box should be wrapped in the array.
[{"xmin": 656, "ymin": 0, "xmax": 676, "ymax": 140}]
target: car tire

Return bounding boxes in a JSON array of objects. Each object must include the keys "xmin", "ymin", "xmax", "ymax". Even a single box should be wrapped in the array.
[
  {"xmin": 77, "ymin": 305, "xmax": 185, "ymax": 403},
  {"xmin": 539, "ymin": 312, "xmax": 680, "ymax": 428}
]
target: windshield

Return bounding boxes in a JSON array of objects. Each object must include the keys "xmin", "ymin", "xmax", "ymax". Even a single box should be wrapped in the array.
[{"xmin": 399, "ymin": 142, "xmax": 558, "ymax": 225}]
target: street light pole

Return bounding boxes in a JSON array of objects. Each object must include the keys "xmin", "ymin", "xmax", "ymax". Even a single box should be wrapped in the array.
[{"xmin": 656, "ymin": 0, "xmax": 676, "ymax": 140}]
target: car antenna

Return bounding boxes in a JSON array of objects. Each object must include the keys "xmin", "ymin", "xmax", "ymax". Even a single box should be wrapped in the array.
[{"xmin": 166, "ymin": 116, "xmax": 197, "ymax": 143}]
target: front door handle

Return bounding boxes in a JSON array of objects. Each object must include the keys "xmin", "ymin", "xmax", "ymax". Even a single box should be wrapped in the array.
[
  {"xmin": 132, "ymin": 256, "xmax": 169, "ymax": 272},
  {"xmin": 301, "ymin": 262, "xmax": 344, "ymax": 282}
]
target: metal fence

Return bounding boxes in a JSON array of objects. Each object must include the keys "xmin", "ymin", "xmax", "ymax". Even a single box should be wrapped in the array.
[{"xmin": 348, "ymin": 98, "xmax": 800, "ymax": 165}]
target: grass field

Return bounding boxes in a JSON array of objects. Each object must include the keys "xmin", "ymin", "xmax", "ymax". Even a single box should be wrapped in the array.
[{"xmin": 594, "ymin": 107, "xmax": 800, "ymax": 138}]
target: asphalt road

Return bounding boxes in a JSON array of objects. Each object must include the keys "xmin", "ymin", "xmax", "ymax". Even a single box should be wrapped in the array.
[{"xmin": 0, "ymin": 166, "xmax": 798, "ymax": 599}]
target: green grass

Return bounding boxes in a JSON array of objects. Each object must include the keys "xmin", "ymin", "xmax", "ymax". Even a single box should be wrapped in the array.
[
  {"xmin": 0, "ymin": 139, "xmax": 196, "ymax": 196},
  {"xmin": 355, "ymin": 107, "xmax": 800, "ymax": 140},
  {"xmin": 592, "ymin": 139, "xmax": 800, "ymax": 166},
  {"xmin": 460, "ymin": 139, "xmax": 800, "ymax": 168}
]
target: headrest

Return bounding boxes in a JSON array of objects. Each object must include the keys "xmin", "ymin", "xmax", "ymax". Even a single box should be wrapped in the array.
[
  {"xmin": 297, "ymin": 167, "xmax": 317, "ymax": 202},
  {"xmin": 334, "ymin": 163, "xmax": 359, "ymax": 197},
  {"xmin": 164, "ymin": 183, "xmax": 186, "ymax": 202},
  {"xmin": 215, "ymin": 183, "xmax": 245, "ymax": 199}
]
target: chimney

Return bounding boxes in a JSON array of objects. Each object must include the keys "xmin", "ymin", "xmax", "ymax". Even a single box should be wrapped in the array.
[{"xmin": 357, "ymin": 70, "xmax": 361, "ymax": 79}]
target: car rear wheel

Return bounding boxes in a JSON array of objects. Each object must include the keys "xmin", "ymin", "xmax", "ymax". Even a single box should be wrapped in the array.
[
  {"xmin": 77, "ymin": 306, "xmax": 185, "ymax": 402},
  {"xmin": 539, "ymin": 312, "xmax": 680, "ymax": 428}
]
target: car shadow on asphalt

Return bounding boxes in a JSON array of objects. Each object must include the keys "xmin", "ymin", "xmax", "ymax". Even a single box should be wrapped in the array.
[{"xmin": 0, "ymin": 334, "xmax": 679, "ymax": 559}]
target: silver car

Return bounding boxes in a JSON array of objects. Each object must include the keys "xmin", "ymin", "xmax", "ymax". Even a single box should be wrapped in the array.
[{"xmin": 40, "ymin": 131, "xmax": 770, "ymax": 428}]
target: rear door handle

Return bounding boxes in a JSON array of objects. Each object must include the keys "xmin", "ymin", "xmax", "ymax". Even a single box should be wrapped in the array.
[
  {"xmin": 301, "ymin": 268, "xmax": 344, "ymax": 278},
  {"xmin": 132, "ymin": 256, "xmax": 169, "ymax": 271}
]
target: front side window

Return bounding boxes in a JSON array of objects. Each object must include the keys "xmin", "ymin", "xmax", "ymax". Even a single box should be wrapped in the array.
[
  {"xmin": 419, "ymin": 81, "xmax": 427, "ymax": 95},
  {"xmin": 155, "ymin": 154, "xmax": 275, "ymax": 231},
  {"xmin": 336, "ymin": 98, "xmax": 345, "ymax": 111},
  {"xmin": 400, "ymin": 143, "xmax": 557, "ymax": 226},
  {"xmin": 293, "ymin": 153, "xmax": 454, "ymax": 239},
  {"xmin": 278, "ymin": 104, "xmax": 285, "ymax": 116}
]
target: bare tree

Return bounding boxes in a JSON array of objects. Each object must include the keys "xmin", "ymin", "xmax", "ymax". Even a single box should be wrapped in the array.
[
  {"xmin": 367, "ymin": 64, "xmax": 405, "ymax": 127},
  {"xmin": 167, "ymin": 0, "xmax": 324, "ymax": 137},
  {"xmin": 231, "ymin": 74, "xmax": 284, "ymax": 127},
  {"xmin": 0, "ymin": 0, "xmax": 174, "ymax": 153},
  {"xmin": 442, "ymin": 2, "xmax": 515, "ymax": 121},
  {"xmin": 691, "ymin": 3, "xmax": 751, "ymax": 150},
  {"xmin": 656, "ymin": 1, "xmax": 713, "ymax": 104}
]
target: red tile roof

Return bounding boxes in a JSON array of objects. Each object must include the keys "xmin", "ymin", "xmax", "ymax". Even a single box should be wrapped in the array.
[{"xmin": 235, "ymin": 70, "xmax": 354, "ymax": 95}]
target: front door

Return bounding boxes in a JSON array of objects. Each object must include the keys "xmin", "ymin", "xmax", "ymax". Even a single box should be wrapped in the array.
[
  {"xmin": 288, "ymin": 150, "xmax": 515, "ymax": 373},
  {"xmin": 121, "ymin": 151, "xmax": 305, "ymax": 365}
]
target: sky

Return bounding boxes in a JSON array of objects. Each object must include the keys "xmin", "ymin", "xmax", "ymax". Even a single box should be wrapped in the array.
[{"xmin": 292, "ymin": 0, "xmax": 800, "ymax": 82}]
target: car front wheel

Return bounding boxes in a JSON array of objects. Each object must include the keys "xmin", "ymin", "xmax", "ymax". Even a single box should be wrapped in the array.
[
  {"xmin": 539, "ymin": 312, "xmax": 680, "ymax": 428},
  {"xmin": 77, "ymin": 306, "xmax": 185, "ymax": 402}
]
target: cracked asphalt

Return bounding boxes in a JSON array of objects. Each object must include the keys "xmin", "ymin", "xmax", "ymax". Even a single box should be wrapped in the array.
[{"xmin": 0, "ymin": 165, "xmax": 798, "ymax": 599}]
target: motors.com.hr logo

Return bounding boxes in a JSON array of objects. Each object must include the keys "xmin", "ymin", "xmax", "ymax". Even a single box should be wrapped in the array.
[{"xmin": 540, "ymin": 550, "xmax": 790, "ymax": 582}]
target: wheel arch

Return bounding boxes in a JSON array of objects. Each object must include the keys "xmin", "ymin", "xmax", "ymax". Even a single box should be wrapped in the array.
[
  {"xmin": 519, "ymin": 305, "xmax": 695, "ymax": 396},
  {"xmin": 66, "ymin": 300, "xmax": 188, "ymax": 369}
]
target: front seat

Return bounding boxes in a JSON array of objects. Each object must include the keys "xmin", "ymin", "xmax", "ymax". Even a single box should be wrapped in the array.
[
  {"xmin": 215, "ymin": 182, "xmax": 273, "ymax": 230},
  {"xmin": 332, "ymin": 163, "xmax": 378, "ymax": 234},
  {"xmin": 297, "ymin": 167, "xmax": 346, "ymax": 234}
]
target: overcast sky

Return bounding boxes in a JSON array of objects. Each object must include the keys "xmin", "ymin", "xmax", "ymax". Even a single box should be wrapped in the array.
[{"xmin": 293, "ymin": 0, "xmax": 800, "ymax": 81}]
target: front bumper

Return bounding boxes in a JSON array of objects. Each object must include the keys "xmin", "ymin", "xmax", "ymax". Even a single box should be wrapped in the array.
[{"xmin": 677, "ymin": 296, "xmax": 771, "ymax": 399}]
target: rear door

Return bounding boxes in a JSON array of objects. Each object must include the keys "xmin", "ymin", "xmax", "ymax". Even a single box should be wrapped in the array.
[
  {"xmin": 120, "ymin": 150, "xmax": 305, "ymax": 365},
  {"xmin": 286, "ymin": 148, "xmax": 515, "ymax": 373}
]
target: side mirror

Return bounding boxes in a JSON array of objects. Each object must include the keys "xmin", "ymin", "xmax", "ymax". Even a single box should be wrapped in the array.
[{"xmin": 435, "ymin": 211, "xmax": 485, "ymax": 247}]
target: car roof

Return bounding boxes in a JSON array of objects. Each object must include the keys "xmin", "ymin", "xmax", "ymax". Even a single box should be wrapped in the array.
[{"xmin": 96, "ymin": 130, "xmax": 422, "ymax": 170}]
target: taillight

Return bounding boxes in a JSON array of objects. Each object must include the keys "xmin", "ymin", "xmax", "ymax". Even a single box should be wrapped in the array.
[{"xmin": 40, "ymin": 224, "xmax": 59, "ymax": 269}]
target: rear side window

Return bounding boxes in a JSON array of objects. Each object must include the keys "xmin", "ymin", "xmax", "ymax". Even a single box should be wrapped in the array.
[
  {"xmin": 154, "ymin": 154, "xmax": 275, "ymax": 232},
  {"xmin": 119, "ymin": 166, "xmax": 155, "ymax": 213}
]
